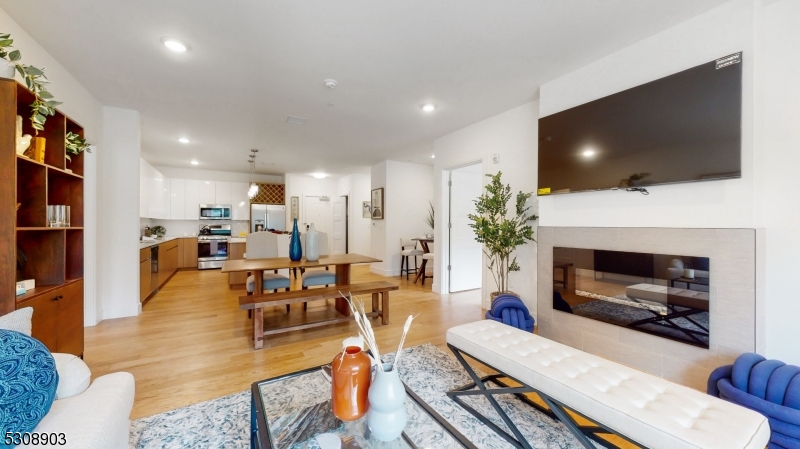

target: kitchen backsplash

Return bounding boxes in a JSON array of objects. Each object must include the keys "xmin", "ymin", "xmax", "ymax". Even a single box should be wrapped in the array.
[{"xmin": 148, "ymin": 219, "xmax": 250, "ymax": 237}]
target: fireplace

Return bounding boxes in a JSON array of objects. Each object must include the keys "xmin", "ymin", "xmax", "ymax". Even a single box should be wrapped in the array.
[{"xmin": 553, "ymin": 247, "xmax": 710, "ymax": 348}]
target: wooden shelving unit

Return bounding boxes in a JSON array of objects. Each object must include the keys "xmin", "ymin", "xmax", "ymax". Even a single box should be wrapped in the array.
[{"xmin": 0, "ymin": 78, "xmax": 85, "ymax": 356}]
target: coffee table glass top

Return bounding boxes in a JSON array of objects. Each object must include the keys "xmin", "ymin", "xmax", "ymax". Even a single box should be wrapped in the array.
[{"xmin": 251, "ymin": 366, "xmax": 473, "ymax": 449}]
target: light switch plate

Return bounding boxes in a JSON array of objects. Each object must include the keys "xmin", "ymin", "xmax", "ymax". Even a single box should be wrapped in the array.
[{"xmin": 493, "ymin": 153, "xmax": 500, "ymax": 164}]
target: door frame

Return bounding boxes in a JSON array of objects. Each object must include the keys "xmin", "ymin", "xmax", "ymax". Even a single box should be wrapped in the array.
[{"xmin": 440, "ymin": 158, "xmax": 484, "ymax": 294}]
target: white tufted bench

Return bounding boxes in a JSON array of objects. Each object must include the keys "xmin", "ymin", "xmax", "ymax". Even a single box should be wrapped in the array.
[{"xmin": 446, "ymin": 320, "xmax": 770, "ymax": 449}]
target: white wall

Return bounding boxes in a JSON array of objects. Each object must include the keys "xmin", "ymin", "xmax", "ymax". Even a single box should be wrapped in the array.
[
  {"xmin": 0, "ymin": 7, "xmax": 104, "ymax": 325},
  {"xmin": 538, "ymin": 0, "xmax": 758, "ymax": 229},
  {"xmin": 536, "ymin": 0, "xmax": 800, "ymax": 364},
  {"xmin": 155, "ymin": 166, "xmax": 283, "ymax": 184},
  {"xmin": 370, "ymin": 161, "xmax": 434, "ymax": 276},
  {"xmin": 284, "ymin": 173, "xmax": 337, "ymax": 231},
  {"xmin": 433, "ymin": 102, "xmax": 539, "ymax": 310},
  {"xmin": 98, "ymin": 107, "xmax": 141, "ymax": 319},
  {"xmin": 337, "ymin": 174, "xmax": 372, "ymax": 256},
  {"xmin": 760, "ymin": 0, "xmax": 800, "ymax": 364}
]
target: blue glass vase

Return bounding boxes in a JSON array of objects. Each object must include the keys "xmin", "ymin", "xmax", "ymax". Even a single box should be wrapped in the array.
[{"xmin": 289, "ymin": 218, "xmax": 302, "ymax": 261}]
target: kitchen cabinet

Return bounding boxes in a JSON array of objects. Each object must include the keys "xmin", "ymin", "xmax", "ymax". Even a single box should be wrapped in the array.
[
  {"xmin": 140, "ymin": 159, "xmax": 150, "ymax": 218},
  {"xmin": 150, "ymin": 175, "xmax": 170, "ymax": 219},
  {"xmin": 228, "ymin": 242, "xmax": 248, "ymax": 285},
  {"xmin": 232, "ymin": 182, "xmax": 250, "ymax": 221},
  {"xmin": 185, "ymin": 179, "xmax": 200, "ymax": 219},
  {"xmin": 158, "ymin": 240, "xmax": 179, "ymax": 286},
  {"xmin": 170, "ymin": 179, "xmax": 186, "ymax": 219},
  {"xmin": 140, "ymin": 248, "xmax": 153, "ymax": 302},
  {"xmin": 198, "ymin": 180, "xmax": 216, "ymax": 205},
  {"xmin": 215, "ymin": 181, "xmax": 232, "ymax": 205},
  {"xmin": 18, "ymin": 280, "xmax": 84, "ymax": 356},
  {"xmin": 181, "ymin": 237, "xmax": 198, "ymax": 268}
]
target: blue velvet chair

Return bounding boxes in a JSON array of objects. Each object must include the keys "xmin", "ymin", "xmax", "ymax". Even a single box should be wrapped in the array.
[
  {"xmin": 708, "ymin": 353, "xmax": 800, "ymax": 448},
  {"xmin": 484, "ymin": 294, "xmax": 534, "ymax": 332}
]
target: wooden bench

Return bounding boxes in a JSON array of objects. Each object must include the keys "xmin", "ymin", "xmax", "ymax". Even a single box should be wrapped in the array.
[{"xmin": 239, "ymin": 281, "xmax": 399, "ymax": 349}]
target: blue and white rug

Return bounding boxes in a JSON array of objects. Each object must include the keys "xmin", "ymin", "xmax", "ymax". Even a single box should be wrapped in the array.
[{"xmin": 130, "ymin": 343, "xmax": 592, "ymax": 448}]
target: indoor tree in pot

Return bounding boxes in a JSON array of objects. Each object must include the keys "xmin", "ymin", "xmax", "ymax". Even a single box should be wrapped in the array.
[{"xmin": 468, "ymin": 172, "xmax": 537, "ymax": 301}]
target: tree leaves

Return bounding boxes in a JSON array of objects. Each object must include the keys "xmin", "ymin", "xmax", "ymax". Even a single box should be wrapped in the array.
[{"xmin": 468, "ymin": 171, "xmax": 538, "ymax": 293}]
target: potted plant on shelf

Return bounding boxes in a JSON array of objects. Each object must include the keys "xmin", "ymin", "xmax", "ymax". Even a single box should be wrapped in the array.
[
  {"xmin": 468, "ymin": 172, "xmax": 537, "ymax": 302},
  {"xmin": 0, "ymin": 33, "xmax": 61, "ymax": 162},
  {"xmin": 65, "ymin": 131, "xmax": 91, "ymax": 164}
]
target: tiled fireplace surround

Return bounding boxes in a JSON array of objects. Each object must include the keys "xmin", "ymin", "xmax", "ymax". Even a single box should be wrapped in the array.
[{"xmin": 537, "ymin": 227, "xmax": 765, "ymax": 391}]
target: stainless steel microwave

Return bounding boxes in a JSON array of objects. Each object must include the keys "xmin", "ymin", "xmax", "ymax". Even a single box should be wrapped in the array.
[{"xmin": 199, "ymin": 204, "xmax": 232, "ymax": 220}]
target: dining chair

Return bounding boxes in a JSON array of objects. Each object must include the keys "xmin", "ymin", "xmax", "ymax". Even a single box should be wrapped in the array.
[
  {"xmin": 400, "ymin": 238, "xmax": 423, "ymax": 280},
  {"xmin": 421, "ymin": 252, "xmax": 434, "ymax": 285},
  {"xmin": 300, "ymin": 231, "xmax": 335, "ymax": 310},
  {"xmin": 246, "ymin": 231, "xmax": 291, "ymax": 314}
]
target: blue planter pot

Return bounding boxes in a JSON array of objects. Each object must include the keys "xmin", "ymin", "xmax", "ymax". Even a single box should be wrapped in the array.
[{"xmin": 289, "ymin": 219, "xmax": 302, "ymax": 261}]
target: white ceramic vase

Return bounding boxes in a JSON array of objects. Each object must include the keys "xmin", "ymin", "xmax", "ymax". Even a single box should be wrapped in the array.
[
  {"xmin": 366, "ymin": 363, "xmax": 406, "ymax": 442},
  {"xmin": 0, "ymin": 59, "xmax": 15, "ymax": 79},
  {"xmin": 306, "ymin": 223, "xmax": 319, "ymax": 262}
]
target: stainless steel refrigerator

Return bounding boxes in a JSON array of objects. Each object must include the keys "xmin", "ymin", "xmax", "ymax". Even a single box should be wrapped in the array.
[{"xmin": 251, "ymin": 204, "xmax": 286, "ymax": 233}]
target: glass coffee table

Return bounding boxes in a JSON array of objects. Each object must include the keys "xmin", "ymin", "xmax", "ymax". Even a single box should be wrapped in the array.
[{"xmin": 251, "ymin": 365, "xmax": 476, "ymax": 449}]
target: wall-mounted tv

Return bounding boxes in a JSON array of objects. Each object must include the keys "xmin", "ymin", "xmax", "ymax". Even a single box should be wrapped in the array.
[{"xmin": 538, "ymin": 53, "xmax": 742, "ymax": 196}]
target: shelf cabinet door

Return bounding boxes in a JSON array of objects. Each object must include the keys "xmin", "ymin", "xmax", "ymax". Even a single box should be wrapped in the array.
[
  {"xmin": 170, "ymin": 179, "xmax": 186, "ymax": 220},
  {"xmin": 185, "ymin": 179, "xmax": 200, "ymax": 219},
  {"xmin": 21, "ymin": 290, "xmax": 59, "ymax": 353},
  {"xmin": 56, "ymin": 280, "xmax": 84, "ymax": 356},
  {"xmin": 198, "ymin": 180, "xmax": 216, "ymax": 205},
  {"xmin": 215, "ymin": 181, "xmax": 232, "ymax": 205},
  {"xmin": 232, "ymin": 182, "xmax": 250, "ymax": 221}
]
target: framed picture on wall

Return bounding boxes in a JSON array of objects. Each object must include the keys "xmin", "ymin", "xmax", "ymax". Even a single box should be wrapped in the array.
[
  {"xmin": 362, "ymin": 201, "xmax": 372, "ymax": 218},
  {"xmin": 290, "ymin": 196, "xmax": 299, "ymax": 220},
  {"xmin": 371, "ymin": 188, "xmax": 384, "ymax": 220}
]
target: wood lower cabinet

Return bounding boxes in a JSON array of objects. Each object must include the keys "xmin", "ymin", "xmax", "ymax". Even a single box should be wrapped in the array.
[
  {"xmin": 158, "ymin": 240, "xmax": 179, "ymax": 286},
  {"xmin": 140, "ymin": 248, "xmax": 152, "ymax": 302},
  {"xmin": 228, "ymin": 242, "xmax": 247, "ymax": 285},
  {"xmin": 180, "ymin": 237, "xmax": 198, "ymax": 268},
  {"xmin": 17, "ymin": 279, "xmax": 84, "ymax": 356}
]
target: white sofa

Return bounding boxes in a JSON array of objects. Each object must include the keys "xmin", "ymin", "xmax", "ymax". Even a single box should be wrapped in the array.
[
  {"xmin": 447, "ymin": 320, "xmax": 770, "ymax": 449},
  {"xmin": 18, "ymin": 353, "xmax": 136, "ymax": 449}
]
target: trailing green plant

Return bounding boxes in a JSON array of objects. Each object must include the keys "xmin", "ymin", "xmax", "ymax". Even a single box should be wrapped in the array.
[
  {"xmin": 468, "ymin": 172, "xmax": 537, "ymax": 294},
  {"xmin": 65, "ymin": 131, "xmax": 91, "ymax": 161},
  {"xmin": 0, "ymin": 33, "xmax": 61, "ymax": 135},
  {"xmin": 424, "ymin": 200, "xmax": 434, "ymax": 230},
  {"xmin": 619, "ymin": 172, "xmax": 650, "ymax": 187}
]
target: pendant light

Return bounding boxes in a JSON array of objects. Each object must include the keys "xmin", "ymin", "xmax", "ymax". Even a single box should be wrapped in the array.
[{"xmin": 248, "ymin": 149, "xmax": 259, "ymax": 199}]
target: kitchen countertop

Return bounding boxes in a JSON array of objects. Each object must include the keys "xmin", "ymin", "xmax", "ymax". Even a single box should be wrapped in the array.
[
  {"xmin": 139, "ymin": 235, "xmax": 196, "ymax": 250},
  {"xmin": 229, "ymin": 237, "xmax": 246, "ymax": 244}
]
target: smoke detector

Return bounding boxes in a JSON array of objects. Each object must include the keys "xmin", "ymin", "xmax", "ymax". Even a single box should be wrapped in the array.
[{"xmin": 324, "ymin": 79, "xmax": 337, "ymax": 89}]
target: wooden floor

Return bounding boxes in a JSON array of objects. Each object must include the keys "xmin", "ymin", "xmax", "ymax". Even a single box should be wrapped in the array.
[{"xmin": 84, "ymin": 265, "xmax": 484, "ymax": 419}]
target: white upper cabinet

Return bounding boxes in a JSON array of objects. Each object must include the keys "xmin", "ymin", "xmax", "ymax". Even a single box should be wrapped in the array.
[
  {"xmin": 198, "ymin": 180, "xmax": 216, "ymax": 205},
  {"xmin": 150, "ymin": 175, "xmax": 170, "ymax": 219},
  {"xmin": 170, "ymin": 179, "xmax": 186, "ymax": 219},
  {"xmin": 185, "ymin": 179, "xmax": 200, "ymax": 219},
  {"xmin": 215, "ymin": 181, "xmax": 232, "ymax": 205},
  {"xmin": 139, "ymin": 159, "xmax": 150, "ymax": 218},
  {"xmin": 231, "ymin": 182, "xmax": 250, "ymax": 221}
]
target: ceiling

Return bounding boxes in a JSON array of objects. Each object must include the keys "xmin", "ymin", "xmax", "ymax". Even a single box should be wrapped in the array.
[{"xmin": 0, "ymin": 0, "xmax": 728, "ymax": 177}]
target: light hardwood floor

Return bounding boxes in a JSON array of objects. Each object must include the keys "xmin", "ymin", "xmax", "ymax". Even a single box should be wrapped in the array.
[{"xmin": 84, "ymin": 265, "xmax": 484, "ymax": 419}]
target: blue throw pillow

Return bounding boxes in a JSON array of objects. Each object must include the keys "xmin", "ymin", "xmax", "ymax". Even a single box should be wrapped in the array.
[{"xmin": 0, "ymin": 329, "xmax": 58, "ymax": 437}]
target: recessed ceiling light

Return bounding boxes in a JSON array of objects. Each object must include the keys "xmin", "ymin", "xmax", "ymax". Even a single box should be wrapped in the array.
[
  {"xmin": 178, "ymin": 137, "xmax": 190, "ymax": 144},
  {"xmin": 324, "ymin": 79, "xmax": 337, "ymax": 89},
  {"xmin": 431, "ymin": 154, "xmax": 435, "ymax": 159},
  {"xmin": 582, "ymin": 149, "xmax": 596, "ymax": 158},
  {"xmin": 422, "ymin": 104, "xmax": 436, "ymax": 113},
  {"xmin": 312, "ymin": 173, "xmax": 327, "ymax": 179},
  {"xmin": 161, "ymin": 37, "xmax": 188, "ymax": 53},
  {"xmin": 190, "ymin": 160, "xmax": 199, "ymax": 165}
]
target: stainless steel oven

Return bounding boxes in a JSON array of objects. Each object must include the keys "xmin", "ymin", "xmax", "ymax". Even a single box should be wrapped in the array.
[
  {"xmin": 199, "ymin": 204, "xmax": 232, "ymax": 220},
  {"xmin": 197, "ymin": 224, "xmax": 231, "ymax": 270}
]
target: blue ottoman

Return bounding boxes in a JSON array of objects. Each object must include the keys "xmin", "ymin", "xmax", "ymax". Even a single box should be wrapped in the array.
[
  {"xmin": 485, "ymin": 294, "xmax": 534, "ymax": 332},
  {"xmin": 0, "ymin": 329, "xmax": 59, "ymax": 437}
]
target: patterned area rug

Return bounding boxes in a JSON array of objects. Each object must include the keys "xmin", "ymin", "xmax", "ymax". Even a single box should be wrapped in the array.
[{"xmin": 130, "ymin": 343, "xmax": 592, "ymax": 448}]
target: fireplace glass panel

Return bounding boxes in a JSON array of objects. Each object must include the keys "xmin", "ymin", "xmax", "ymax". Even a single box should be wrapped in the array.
[{"xmin": 553, "ymin": 247, "xmax": 710, "ymax": 348}]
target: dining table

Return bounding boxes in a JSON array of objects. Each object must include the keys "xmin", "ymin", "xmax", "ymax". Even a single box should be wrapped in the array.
[
  {"xmin": 221, "ymin": 253, "xmax": 381, "ymax": 316},
  {"xmin": 411, "ymin": 237, "xmax": 433, "ymax": 284}
]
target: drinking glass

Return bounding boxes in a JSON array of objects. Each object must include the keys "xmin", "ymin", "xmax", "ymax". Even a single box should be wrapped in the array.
[
  {"xmin": 63, "ymin": 205, "xmax": 70, "ymax": 227},
  {"xmin": 47, "ymin": 205, "xmax": 57, "ymax": 227}
]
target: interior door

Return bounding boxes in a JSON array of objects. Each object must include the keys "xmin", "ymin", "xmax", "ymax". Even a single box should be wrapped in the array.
[
  {"xmin": 332, "ymin": 197, "xmax": 347, "ymax": 255},
  {"xmin": 449, "ymin": 164, "xmax": 484, "ymax": 292},
  {"xmin": 304, "ymin": 196, "xmax": 332, "ymax": 252}
]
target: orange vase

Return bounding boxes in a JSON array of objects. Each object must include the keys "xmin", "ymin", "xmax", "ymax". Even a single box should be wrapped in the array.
[
  {"xmin": 33, "ymin": 137, "xmax": 46, "ymax": 163},
  {"xmin": 331, "ymin": 346, "xmax": 371, "ymax": 421}
]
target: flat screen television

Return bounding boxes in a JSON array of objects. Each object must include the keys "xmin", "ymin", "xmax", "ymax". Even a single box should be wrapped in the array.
[{"xmin": 538, "ymin": 53, "xmax": 742, "ymax": 196}]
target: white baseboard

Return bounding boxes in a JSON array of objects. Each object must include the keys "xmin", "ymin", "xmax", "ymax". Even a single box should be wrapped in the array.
[{"xmin": 369, "ymin": 266, "xmax": 400, "ymax": 277}]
